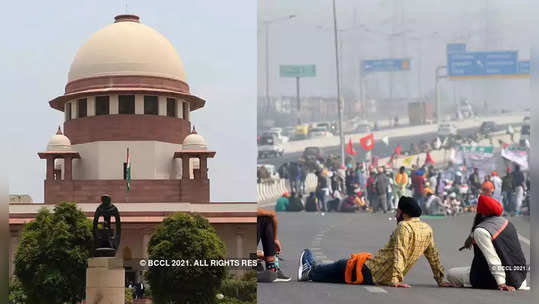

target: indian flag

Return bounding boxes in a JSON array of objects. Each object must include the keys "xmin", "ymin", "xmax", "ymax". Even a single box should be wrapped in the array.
[{"xmin": 126, "ymin": 148, "xmax": 131, "ymax": 192}]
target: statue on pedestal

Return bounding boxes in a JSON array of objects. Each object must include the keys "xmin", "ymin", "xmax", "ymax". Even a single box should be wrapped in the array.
[{"xmin": 93, "ymin": 195, "xmax": 121, "ymax": 257}]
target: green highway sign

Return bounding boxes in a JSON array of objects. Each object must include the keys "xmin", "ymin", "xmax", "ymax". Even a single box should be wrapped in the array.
[{"xmin": 279, "ymin": 65, "xmax": 316, "ymax": 77}]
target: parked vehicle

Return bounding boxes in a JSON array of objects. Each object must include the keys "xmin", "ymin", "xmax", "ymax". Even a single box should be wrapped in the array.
[
  {"xmin": 355, "ymin": 121, "xmax": 371, "ymax": 133},
  {"xmin": 310, "ymin": 127, "xmax": 332, "ymax": 138},
  {"xmin": 295, "ymin": 124, "xmax": 310, "ymax": 140},
  {"xmin": 258, "ymin": 133, "xmax": 284, "ymax": 158},
  {"xmin": 437, "ymin": 122, "xmax": 458, "ymax": 137},
  {"xmin": 479, "ymin": 121, "xmax": 497, "ymax": 135}
]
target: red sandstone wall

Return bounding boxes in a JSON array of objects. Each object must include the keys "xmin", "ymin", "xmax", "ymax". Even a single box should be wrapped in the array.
[
  {"xmin": 64, "ymin": 114, "xmax": 191, "ymax": 145},
  {"xmin": 44, "ymin": 179, "xmax": 209, "ymax": 204}
]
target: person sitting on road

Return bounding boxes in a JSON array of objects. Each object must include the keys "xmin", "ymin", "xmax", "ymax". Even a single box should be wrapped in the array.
[
  {"xmin": 424, "ymin": 188, "xmax": 445, "ymax": 216},
  {"xmin": 275, "ymin": 192, "xmax": 290, "ymax": 212},
  {"xmin": 297, "ymin": 196, "xmax": 454, "ymax": 288},
  {"xmin": 257, "ymin": 208, "xmax": 292, "ymax": 282},
  {"xmin": 327, "ymin": 189, "xmax": 343, "ymax": 212},
  {"xmin": 448, "ymin": 195, "xmax": 528, "ymax": 291},
  {"xmin": 286, "ymin": 192, "xmax": 304, "ymax": 212},
  {"xmin": 444, "ymin": 192, "xmax": 462, "ymax": 215},
  {"xmin": 339, "ymin": 194, "xmax": 358, "ymax": 213},
  {"xmin": 305, "ymin": 192, "xmax": 319, "ymax": 212}
]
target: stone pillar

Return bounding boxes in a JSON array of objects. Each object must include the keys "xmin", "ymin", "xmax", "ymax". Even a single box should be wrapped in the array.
[
  {"xmin": 142, "ymin": 233, "xmax": 152, "ymax": 259},
  {"xmin": 64, "ymin": 156, "xmax": 73, "ymax": 181},
  {"xmin": 86, "ymin": 257, "xmax": 125, "ymax": 304},
  {"xmin": 200, "ymin": 156, "xmax": 208, "ymax": 180},
  {"xmin": 182, "ymin": 156, "xmax": 190, "ymax": 180},
  {"xmin": 46, "ymin": 157, "xmax": 54, "ymax": 181}
]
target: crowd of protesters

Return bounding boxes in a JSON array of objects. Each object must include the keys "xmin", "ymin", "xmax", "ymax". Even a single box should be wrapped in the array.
[{"xmin": 274, "ymin": 158, "xmax": 529, "ymax": 217}]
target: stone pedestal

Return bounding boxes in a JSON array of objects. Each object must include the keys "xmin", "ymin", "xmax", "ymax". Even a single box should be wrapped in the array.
[{"xmin": 86, "ymin": 257, "xmax": 125, "ymax": 304}]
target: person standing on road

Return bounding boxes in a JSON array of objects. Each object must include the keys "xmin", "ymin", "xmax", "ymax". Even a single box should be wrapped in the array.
[
  {"xmin": 297, "ymin": 196, "xmax": 454, "ymax": 288},
  {"xmin": 366, "ymin": 170, "xmax": 377, "ymax": 211},
  {"xmin": 288, "ymin": 162, "xmax": 300, "ymax": 194},
  {"xmin": 357, "ymin": 166, "xmax": 368, "ymax": 193},
  {"xmin": 511, "ymin": 165, "xmax": 525, "ymax": 216},
  {"xmin": 374, "ymin": 167, "xmax": 389, "ymax": 213},
  {"xmin": 448, "ymin": 195, "xmax": 528, "ymax": 291},
  {"xmin": 468, "ymin": 168, "xmax": 481, "ymax": 198},
  {"xmin": 394, "ymin": 166, "xmax": 408, "ymax": 202},
  {"xmin": 316, "ymin": 169, "xmax": 330, "ymax": 212},
  {"xmin": 257, "ymin": 208, "xmax": 292, "ymax": 282},
  {"xmin": 501, "ymin": 168, "xmax": 514, "ymax": 214},
  {"xmin": 490, "ymin": 171, "xmax": 503, "ymax": 203},
  {"xmin": 386, "ymin": 170, "xmax": 396, "ymax": 211},
  {"xmin": 411, "ymin": 168, "xmax": 426, "ymax": 209}
]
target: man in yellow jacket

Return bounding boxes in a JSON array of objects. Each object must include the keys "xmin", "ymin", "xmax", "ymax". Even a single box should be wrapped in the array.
[
  {"xmin": 394, "ymin": 166, "xmax": 408, "ymax": 202},
  {"xmin": 297, "ymin": 196, "xmax": 454, "ymax": 288}
]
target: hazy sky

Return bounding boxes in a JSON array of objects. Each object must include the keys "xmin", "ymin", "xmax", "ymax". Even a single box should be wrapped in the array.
[
  {"xmin": 258, "ymin": 0, "xmax": 536, "ymax": 109},
  {"xmin": 1, "ymin": 1, "xmax": 256, "ymax": 202}
]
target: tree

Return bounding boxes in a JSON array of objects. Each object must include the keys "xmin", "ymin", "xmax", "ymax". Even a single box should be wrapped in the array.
[
  {"xmin": 146, "ymin": 212, "xmax": 226, "ymax": 304},
  {"xmin": 14, "ymin": 202, "xmax": 93, "ymax": 304}
]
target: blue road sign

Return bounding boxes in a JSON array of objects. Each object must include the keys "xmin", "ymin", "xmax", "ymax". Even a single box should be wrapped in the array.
[
  {"xmin": 362, "ymin": 58, "xmax": 410, "ymax": 73},
  {"xmin": 447, "ymin": 51, "xmax": 518, "ymax": 77},
  {"xmin": 447, "ymin": 43, "xmax": 466, "ymax": 54},
  {"xmin": 518, "ymin": 61, "xmax": 530, "ymax": 74}
]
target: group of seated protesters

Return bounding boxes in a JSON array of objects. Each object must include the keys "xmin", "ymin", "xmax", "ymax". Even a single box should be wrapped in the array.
[{"xmin": 275, "ymin": 190, "xmax": 368, "ymax": 213}]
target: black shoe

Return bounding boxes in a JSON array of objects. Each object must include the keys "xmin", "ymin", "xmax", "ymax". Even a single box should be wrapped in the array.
[
  {"xmin": 257, "ymin": 270, "xmax": 278, "ymax": 282},
  {"xmin": 274, "ymin": 268, "xmax": 292, "ymax": 282}
]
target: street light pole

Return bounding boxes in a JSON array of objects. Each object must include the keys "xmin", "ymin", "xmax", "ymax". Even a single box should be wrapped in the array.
[
  {"xmin": 435, "ymin": 65, "xmax": 447, "ymax": 123},
  {"xmin": 264, "ymin": 22, "xmax": 270, "ymax": 121},
  {"xmin": 262, "ymin": 15, "xmax": 296, "ymax": 128},
  {"xmin": 332, "ymin": 0, "xmax": 345, "ymax": 166}
]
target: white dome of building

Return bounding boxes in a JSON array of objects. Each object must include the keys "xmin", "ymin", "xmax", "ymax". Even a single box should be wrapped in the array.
[
  {"xmin": 182, "ymin": 127, "xmax": 207, "ymax": 150},
  {"xmin": 47, "ymin": 127, "xmax": 72, "ymax": 152},
  {"xmin": 67, "ymin": 14, "xmax": 186, "ymax": 83}
]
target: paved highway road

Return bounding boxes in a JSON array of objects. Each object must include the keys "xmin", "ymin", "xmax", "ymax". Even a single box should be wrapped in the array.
[{"xmin": 257, "ymin": 212, "xmax": 532, "ymax": 304}]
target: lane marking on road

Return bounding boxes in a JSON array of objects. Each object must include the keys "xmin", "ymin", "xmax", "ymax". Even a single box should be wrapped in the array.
[
  {"xmin": 311, "ymin": 241, "xmax": 321, "ymax": 246},
  {"xmin": 311, "ymin": 247, "xmax": 321, "ymax": 251},
  {"xmin": 518, "ymin": 233, "xmax": 530, "ymax": 246},
  {"xmin": 321, "ymin": 260, "xmax": 334, "ymax": 264},
  {"xmin": 315, "ymin": 255, "xmax": 328, "ymax": 260},
  {"xmin": 364, "ymin": 286, "xmax": 388, "ymax": 294}
]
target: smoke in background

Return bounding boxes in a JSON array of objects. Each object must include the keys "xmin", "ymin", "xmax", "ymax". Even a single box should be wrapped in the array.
[{"xmin": 531, "ymin": 29, "xmax": 539, "ymax": 297}]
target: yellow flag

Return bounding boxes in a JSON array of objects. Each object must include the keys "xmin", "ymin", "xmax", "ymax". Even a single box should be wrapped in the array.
[{"xmin": 402, "ymin": 155, "xmax": 414, "ymax": 166}]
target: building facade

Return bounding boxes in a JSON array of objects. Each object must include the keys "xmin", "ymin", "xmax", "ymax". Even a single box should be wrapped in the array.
[{"xmin": 9, "ymin": 14, "xmax": 256, "ymax": 282}]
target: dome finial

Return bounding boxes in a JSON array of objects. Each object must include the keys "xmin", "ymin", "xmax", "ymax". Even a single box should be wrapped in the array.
[
  {"xmin": 192, "ymin": 126, "xmax": 197, "ymax": 134},
  {"xmin": 56, "ymin": 126, "xmax": 63, "ymax": 135},
  {"xmin": 114, "ymin": 14, "xmax": 140, "ymax": 23}
]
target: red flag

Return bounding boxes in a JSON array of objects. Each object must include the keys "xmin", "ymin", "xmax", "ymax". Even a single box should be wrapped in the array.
[
  {"xmin": 424, "ymin": 151, "xmax": 435, "ymax": 165},
  {"xmin": 394, "ymin": 144, "xmax": 401, "ymax": 156},
  {"xmin": 360, "ymin": 133, "xmax": 375, "ymax": 151},
  {"xmin": 345, "ymin": 138, "xmax": 357, "ymax": 156}
]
